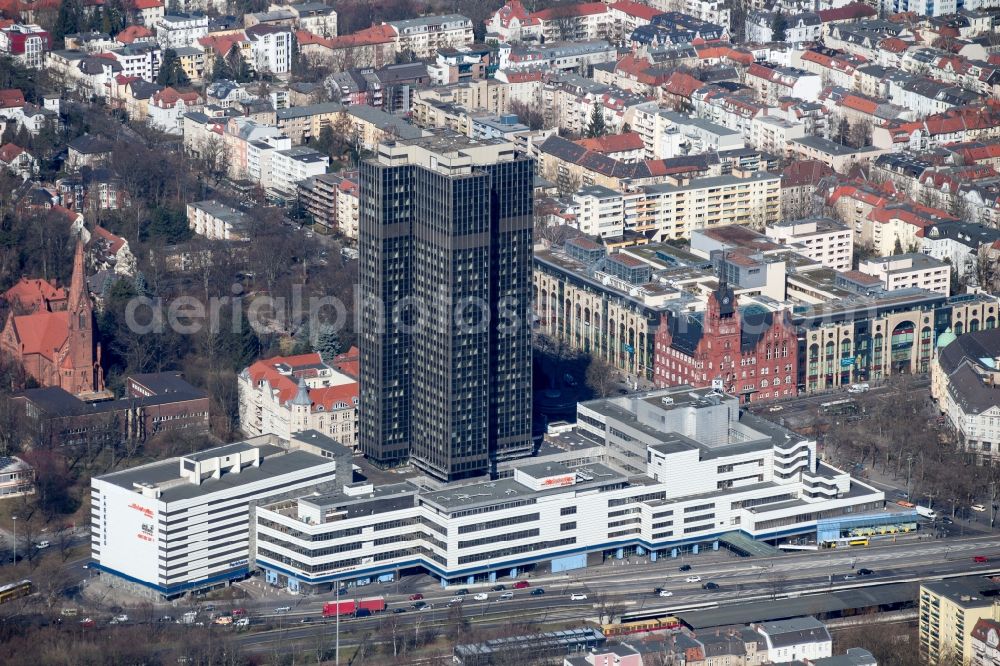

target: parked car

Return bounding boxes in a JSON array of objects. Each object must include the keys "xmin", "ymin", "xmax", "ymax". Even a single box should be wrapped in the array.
[
  {"xmin": 972, "ymin": 504, "xmax": 986, "ymax": 512},
  {"xmin": 513, "ymin": 581, "xmax": 531, "ymax": 589},
  {"xmin": 570, "ymin": 593, "xmax": 588, "ymax": 601},
  {"xmin": 848, "ymin": 383, "xmax": 870, "ymax": 393},
  {"xmin": 531, "ymin": 588, "xmax": 545, "ymax": 596},
  {"xmin": 408, "ymin": 593, "xmax": 424, "ymax": 601},
  {"xmin": 685, "ymin": 576, "xmax": 701, "ymax": 583},
  {"xmin": 35, "ymin": 541, "xmax": 50, "ymax": 550}
]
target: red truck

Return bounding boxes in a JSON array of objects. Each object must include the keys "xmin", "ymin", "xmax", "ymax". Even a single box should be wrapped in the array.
[
  {"xmin": 357, "ymin": 596, "xmax": 386, "ymax": 613},
  {"xmin": 322, "ymin": 601, "xmax": 356, "ymax": 618}
]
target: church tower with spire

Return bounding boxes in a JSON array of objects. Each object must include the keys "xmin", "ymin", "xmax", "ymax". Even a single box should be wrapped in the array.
[{"xmin": 62, "ymin": 239, "xmax": 103, "ymax": 395}]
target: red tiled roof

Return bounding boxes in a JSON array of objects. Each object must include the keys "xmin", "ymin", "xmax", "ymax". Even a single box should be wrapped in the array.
[
  {"xmin": 493, "ymin": 0, "xmax": 532, "ymax": 28},
  {"xmin": 308, "ymin": 383, "xmax": 358, "ymax": 411},
  {"xmin": 331, "ymin": 346, "xmax": 360, "ymax": 379},
  {"xmin": 663, "ymin": 71, "xmax": 702, "ymax": 98},
  {"xmin": 609, "ymin": 0, "xmax": 663, "ymax": 21},
  {"xmin": 576, "ymin": 132, "xmax": 644, "ymax": 154},
  {"xmin": 0, "ymin": 142, "xmax": 25, "ymax": 163},
  {"xmin": 696, "ymin": 45, "xmax": 754, "ymax": 64},
  {"xmin": 817, "ymin": 2, "xmax": 876, "ymax": 22},
  {"xmin": 503, "ymin": 70, "xmax": 544, "ymax": 83},
  {"xmin": 3, "ymin": 278, "xmax": 66, "ymax": 312},
  {"xmin": 533, "ymin": 2, "xmax": 608, "ymax": 21},
  {"xmin": 781, "ymin": 159, "xmax": 833, "ymax": 187},
  {"xmin": 91, "ymin": 225, "xmax": 126, "ymax": 254},
  {"xmin": 116, "ymin": 25, "xmax": 153, "ymax": 44},
  {"xmin": 0, "ymin": 88, "xmax": 24, "ymax": 108},
  {"xmin": 133, "ymin": 0, "xmax": 163, "ymax": 8},
  {"xmin": 152, "ymin": 86, "xmax": 201, "ymax": 106},
  {"xmin": 878, "ymin": 37, "xmax": 909, "ymax": 53},
  {"xmin": 198, "ymin": 32, "xmax": 247, "ymax": 56},
  {"xmin": 10, "ymin": 311, "xmax": 69, "ymax": 361},
  {"xmin": 841, "ymin": 94, "xmax": 878, "ymax": 114},
  {"xmin": 324, "ymin": 24, "xmax": 396, "ymax": 49}
]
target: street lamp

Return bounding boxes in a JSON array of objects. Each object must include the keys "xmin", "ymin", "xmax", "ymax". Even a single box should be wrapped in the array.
[{"xmin": 11, "ymin": 515, "xmax": 16, "ymax": 565}]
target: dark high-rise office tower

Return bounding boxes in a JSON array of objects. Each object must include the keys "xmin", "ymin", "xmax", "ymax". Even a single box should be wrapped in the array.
[{"xmin": 359, "ymin": 133, "xmax": 534, "ymax": 482}]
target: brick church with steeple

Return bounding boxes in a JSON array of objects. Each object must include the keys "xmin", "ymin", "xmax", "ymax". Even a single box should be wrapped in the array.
[
  {"xmin": 653, "ymin": 276, "xmax": 798, "ymax": 403},
  {"xmin": 1, "ymin": 240, "xmax": 104, "ymax": 397}
]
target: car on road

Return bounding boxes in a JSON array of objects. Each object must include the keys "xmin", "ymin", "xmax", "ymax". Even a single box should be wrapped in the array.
[
  {"xmin": 473, "ymin": 593, "xmax": 488, "ymax": 601},
  {"xmin": 235, "ymin": 618, "xmax": 250, "ymax": 627},
  {"xmin": 617, "ymin": 388, "xmax": 629, "ymax": 395},
  {"xmin": 203, "ymin": 604, "xmax": 215, "ymax": 612},
  {"xmin": 857, "ymin": 568, "xmax": 875, "ymax": 576},
  {"xmin": 768, "ymin": 405, "xmax": 784, "ymax": 412},
  {"xmin": 449, "ymin": 597, "xmax": 464, "ymax": 605},
  {"xmin": 356, "ymin": 608, "xmax": 372, "ymax": 618},
  {"xmin": 685, "ymin": 576, "xmax": 701, "ymax": 583},
  {"xmin": 392, "ymin": 608, "xmax": 406, "ymax": 614},
  {"xmin": 500, "ymin": 592, "xmax": 514, "ymax": 600},
  {"xmin": 513, "ymin": 581, "xmax": 531, "ymax": 589},
  {"xmin": 491, "ymin": 585, "xmax": 506, "ymax": 591},
  {"xmin": 531, "ymin": 588, "xmax": 545, "ymax": 596},
  {"xmin": 79, "ymin": 618, "xmax": 95, "ymax": 628},
  {"xmin": 159, "ymin": 615, "xmax": 175, "ymax": 623},
  {"xmin": 570, "ymin": 593, "xmax": 588, "ymax": 601},
  {"xmin": 409, "ymin": 593, "xmax": 424, "ymax": 601},
  {"xmin": 678, "ymin": 564, "xmax": 692, "ymax": 572},
  {"xmin": 843, "ymin": 574, "xmax": 856, "ymax": 580},
  {"xmin": 702, "ymin": 582, "xmax": 720, "ymax": 591},
  {"xmin": 300, "ymin": 617, "xmax": 313, "ymax": 623},
  {"xmin": 659, "ymin": 590, "xmax": 674, "ymax": 597},
  {"xmin": 848, "ymin": 383, "xmax": 870, "ymax": 394},
  {"xmin": 231, "ymin": 609, "xmax": 247, "ymax": 617},
  {"xmin": 411, "ymin": 601, "xmax": 426, "ymax": 610},
  {"xmin": 974, "ymin": 555, "xmax": 989, "ymax": 563},
  {"xmin": 455, "ymin": 588, "xmax": 469, "ymax": 596},
  {"xmin": 972, "ymin": 504, "xmax": 986, "ymax": 512},
  {"xmin": 941, "ymin": 516, "xmax": 953, "ymax": 525},
  {"xmin": 35, "ymin": 541, "xmax": 50, "ymax": 549}
]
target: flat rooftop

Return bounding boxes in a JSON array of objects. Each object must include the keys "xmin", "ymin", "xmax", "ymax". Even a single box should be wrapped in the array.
[{"xmin": 97, "ymin": 438, "xmax": 332, "ymax": 503}]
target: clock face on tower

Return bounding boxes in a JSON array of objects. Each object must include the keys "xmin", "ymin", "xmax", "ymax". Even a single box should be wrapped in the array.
[{"xmin": 722, "ymin": 297, "xmax": 730, "ymax": 305}]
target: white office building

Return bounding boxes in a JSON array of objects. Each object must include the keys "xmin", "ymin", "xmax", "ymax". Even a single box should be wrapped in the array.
[
  {"xmin": 766, "ymin": 217, "xmax": 853, "ymax": 272},
  {"xmin": 858, "ymin": 253, "xmax": 951, "ymax": 296},
  {"xmin": 252, "ymin": 386, "xmax": 885, "ymax": 593},
  {"xmin": 91, "ymin": 432, "xmax": 350, "ymax": 598}
]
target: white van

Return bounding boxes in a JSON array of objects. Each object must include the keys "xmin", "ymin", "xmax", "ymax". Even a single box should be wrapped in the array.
[{"xmin": 848, "ymin": 383, "xmax": 870, "ymax": 394}]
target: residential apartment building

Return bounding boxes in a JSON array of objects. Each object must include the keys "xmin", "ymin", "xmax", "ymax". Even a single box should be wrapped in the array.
[
  {"xmin": 932, "ymin": 327, "xmax": 1000, "ymax": 464},
  {"xmin": 298, "ymin": 171, "xmax": 359, "ymax": 237},
  {"xmin": 155, "ymin": 13, "xmax": 208, "ymax": 48},
  {"xmin": 251, "ymin": 385, "xmax": 884, "ymax": 592},
  {"xmin": 245, "ymin": 24, "xmax": 292, "ymax": 74},
  {"xmin": 268, "ymin": 146, "xmax": 328, "ymax": 198},
  {"xmin": 108, "ymin": 43, "xmax": 162, "ymax": 82},
  {"xmin": 186, "ymin": 200, "xmax": 250, "ymax": 240},
  {"xmin": 238, "ymin": 351, "xmax": 359, "ymax": 449},
  {"xmin": 0, "ymin": 457, "xmax": 33, "ymax": 499},
  {"xmin": 753, "ymin": 617, "xmax": 832, "ymax": 663},
  {"xmin": 91, "ymin": 431, "xmax": 350, "ymax": 598},
  {"xmin": 919, "ymin": 578, "xmax": 1000, "ymax": 665},
  {"xmin": 765, "ymin": 217, "xmax": 853, "ymax": 271},
  {"xmin": 858, "ymin": 253, "xmax": 951, "ymax": 296},
  {"xmin": 275, "ymin": 102, "xmax": 343, "ymax": 145},
  {"xmin": 0, "ymin": 24, "xmax": 51, "ymax": 68},
  {"xmin": 971, "ymin": 618, "xmax": 1000, "ymax": 666},
  {"xmin": 359, "ymin": 133, "xmax": 534, "ymax": 480},
  {"xmin": 573, "ymin": 185, "xmax": 625, "ymax": 238},
  {"xmin": 387, "ymin": 14, "xmax": 473, "ymax": 59},
  {"xmin": 745, "ymin": 63, "xmax": 822, "ymax": 105}
]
